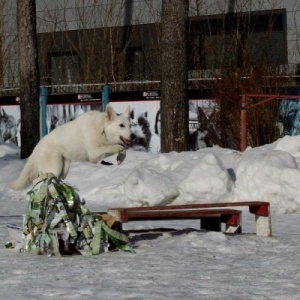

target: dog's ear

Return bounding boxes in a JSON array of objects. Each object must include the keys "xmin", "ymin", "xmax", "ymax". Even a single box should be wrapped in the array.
[
  {"xmin": 106, "ymin": 104, "xmax": 116, "ymax": 121},
  {"xmin": 130, "ymin": 109, "xmax": 134, "ymax": 120},
  {"xmin": 122, "ymin": 106, "xmax": 130, "ymax": 118},
  {"xmin": 2, "ymin": 108, "xmax": 7, "ymax": 117}
]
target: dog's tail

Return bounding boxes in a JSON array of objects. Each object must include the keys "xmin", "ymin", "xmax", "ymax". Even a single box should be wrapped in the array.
[{"xmin": 9, "ymin": 157, "xmax": 37, "ymax": 191}]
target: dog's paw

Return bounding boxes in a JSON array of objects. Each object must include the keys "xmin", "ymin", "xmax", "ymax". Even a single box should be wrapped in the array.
[{"xmin": 114, "ymin": 144, "xmax": 125, "ymax": 153}]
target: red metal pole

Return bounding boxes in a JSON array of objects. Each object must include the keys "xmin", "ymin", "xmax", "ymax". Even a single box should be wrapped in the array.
[
  {"xmin": 240, "ymin": 93, "xmax": 298, "ymax": 151},
  {"xmin": 241, "ymin": 95, "xmax": 247, "ymax": 151}
]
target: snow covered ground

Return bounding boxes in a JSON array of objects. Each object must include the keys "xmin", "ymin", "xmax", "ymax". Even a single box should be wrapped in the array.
[{"xmin": 1, "ymin": 136, "xmax": 300, "ymax": 299}]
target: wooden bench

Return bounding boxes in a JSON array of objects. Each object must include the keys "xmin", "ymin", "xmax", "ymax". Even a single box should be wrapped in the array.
[{"xmin": 107, "ymin": 201, "xmax": 272, "ymax": 237}]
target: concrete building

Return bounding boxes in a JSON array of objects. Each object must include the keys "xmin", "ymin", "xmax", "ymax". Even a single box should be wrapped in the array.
[{"xmin": 0, "ymin": 0, "xmax": 299, "ymax": 88}]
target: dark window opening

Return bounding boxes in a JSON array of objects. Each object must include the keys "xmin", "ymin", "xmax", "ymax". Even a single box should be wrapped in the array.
[{"xmin": 48, "ymin": 51, "xmax": 81, "ymax": 85}]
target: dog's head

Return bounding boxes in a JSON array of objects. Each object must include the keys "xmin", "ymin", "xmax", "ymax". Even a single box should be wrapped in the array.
[
  {"xmin": 130, "ymin": 109, "xmax": 151, "ymax": 151},
  {"xmin": 130, "ymin": 110, "xmax": 149, "ymax": 136},
  {"xmin": 104, "ymin": 105, "xmax": 136, "ymax": 146}
]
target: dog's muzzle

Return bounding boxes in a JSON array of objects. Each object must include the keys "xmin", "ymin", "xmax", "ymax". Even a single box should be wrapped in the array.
[{"xmin": 121, "ymin": 133, "xmax": 136, "ymax": 146}]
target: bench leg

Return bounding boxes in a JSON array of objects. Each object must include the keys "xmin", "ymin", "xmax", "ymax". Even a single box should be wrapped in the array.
[
  {"xmin": 255, "ymin": 215, "xmax": 272, "ymax": 237},
  {"xmin": 225, "ymin": 224, "xmax": 242, "ymax": 234},
  {"xmin": 107, "ymin": 210, "xmax": 122, "ymax": 222},
  {"xmin": 201, "ymin": 217, "xmax": 221, "ymax": 232}
]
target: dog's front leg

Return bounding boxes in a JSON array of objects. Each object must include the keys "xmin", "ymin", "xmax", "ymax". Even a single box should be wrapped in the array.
[{"xmin": 88, "ymin": 144, "xmax": 125, "ymax": 163}]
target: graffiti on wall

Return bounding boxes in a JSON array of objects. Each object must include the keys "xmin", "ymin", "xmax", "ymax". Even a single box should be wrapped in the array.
[
  {"xmin": 279, "ymin": 98, "xmax": 300, "ymax": 136},
  {"xmin": 111, "ymin": 99, "xmax": 220, "ymax": 153},
  {"xmin": 0, "ymin": 106, "xmax": 20, "ymax": 146},
  {"xmin": 0, "ymin": 96, "xmax": 220, "ymax": 153}
]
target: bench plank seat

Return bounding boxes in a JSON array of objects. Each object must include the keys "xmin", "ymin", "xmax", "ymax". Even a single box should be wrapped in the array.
[{"xmin": 107, "ymin": 201, "xmax": 272, "ymax": 237}]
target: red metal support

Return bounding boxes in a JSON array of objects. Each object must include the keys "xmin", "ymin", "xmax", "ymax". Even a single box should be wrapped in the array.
[
  {"xmin": 240, "ymin": 94, "xmax": 300, "ymax": 151},
  {"xmin": 249, "ymin": 202, "xmax": 270, "ymax": 217}
]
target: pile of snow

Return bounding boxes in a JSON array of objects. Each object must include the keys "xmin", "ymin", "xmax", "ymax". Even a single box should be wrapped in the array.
[
  {"xmin": 2, "ymin": 136, "xmax": 300, "ymax": 299},
  {"xmin": 2, "ymin": 135, "xmax": 300, "ymax": 214}
]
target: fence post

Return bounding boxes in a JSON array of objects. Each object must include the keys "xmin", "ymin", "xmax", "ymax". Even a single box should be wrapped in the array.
[
  {"xmin": 102, "ymin": 84, "xmax": 110, "ymax": 111},
  {"xmin": 40, "ymin": 87, "xmax": 48, "ymax": 137}
]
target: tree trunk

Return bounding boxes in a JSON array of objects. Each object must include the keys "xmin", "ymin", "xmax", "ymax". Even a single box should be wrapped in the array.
[
  {"xmin": 160, "ymin": 0, "xmax": 189, "ymax": 153},
  {"xmin": 17, "ymin": 0, "xmax": 40, "ymax": 159}
]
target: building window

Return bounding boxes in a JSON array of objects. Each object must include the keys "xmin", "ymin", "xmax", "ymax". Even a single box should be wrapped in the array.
[
  {"xmin": 188, "ymin": 8, "xmax": 287, "ymax": 70},
  {"xmin": 48, "ymin": 51, "xmax": 80, "ymax": 85}
]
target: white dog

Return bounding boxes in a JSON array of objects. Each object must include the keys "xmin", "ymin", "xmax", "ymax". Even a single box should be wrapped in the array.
[{"xmin": 9, "ymin": 105, "xmax": 135, "ymax": 190}]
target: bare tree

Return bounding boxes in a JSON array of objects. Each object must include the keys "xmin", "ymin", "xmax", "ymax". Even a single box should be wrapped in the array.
[
  {"xmin": 17, "ymin": 0, "xmax": 40, "ymax": 158},
  {"xmin": 187, "ymin": 0, "xmax": 293, "ymax": 149},
  {"xmin": 160, "ymin": 0, "xmax": 189, "ymax": 152},
  {"xmin": 1, "ymin": 0, "xmax": 299, "ymax": 151}
]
